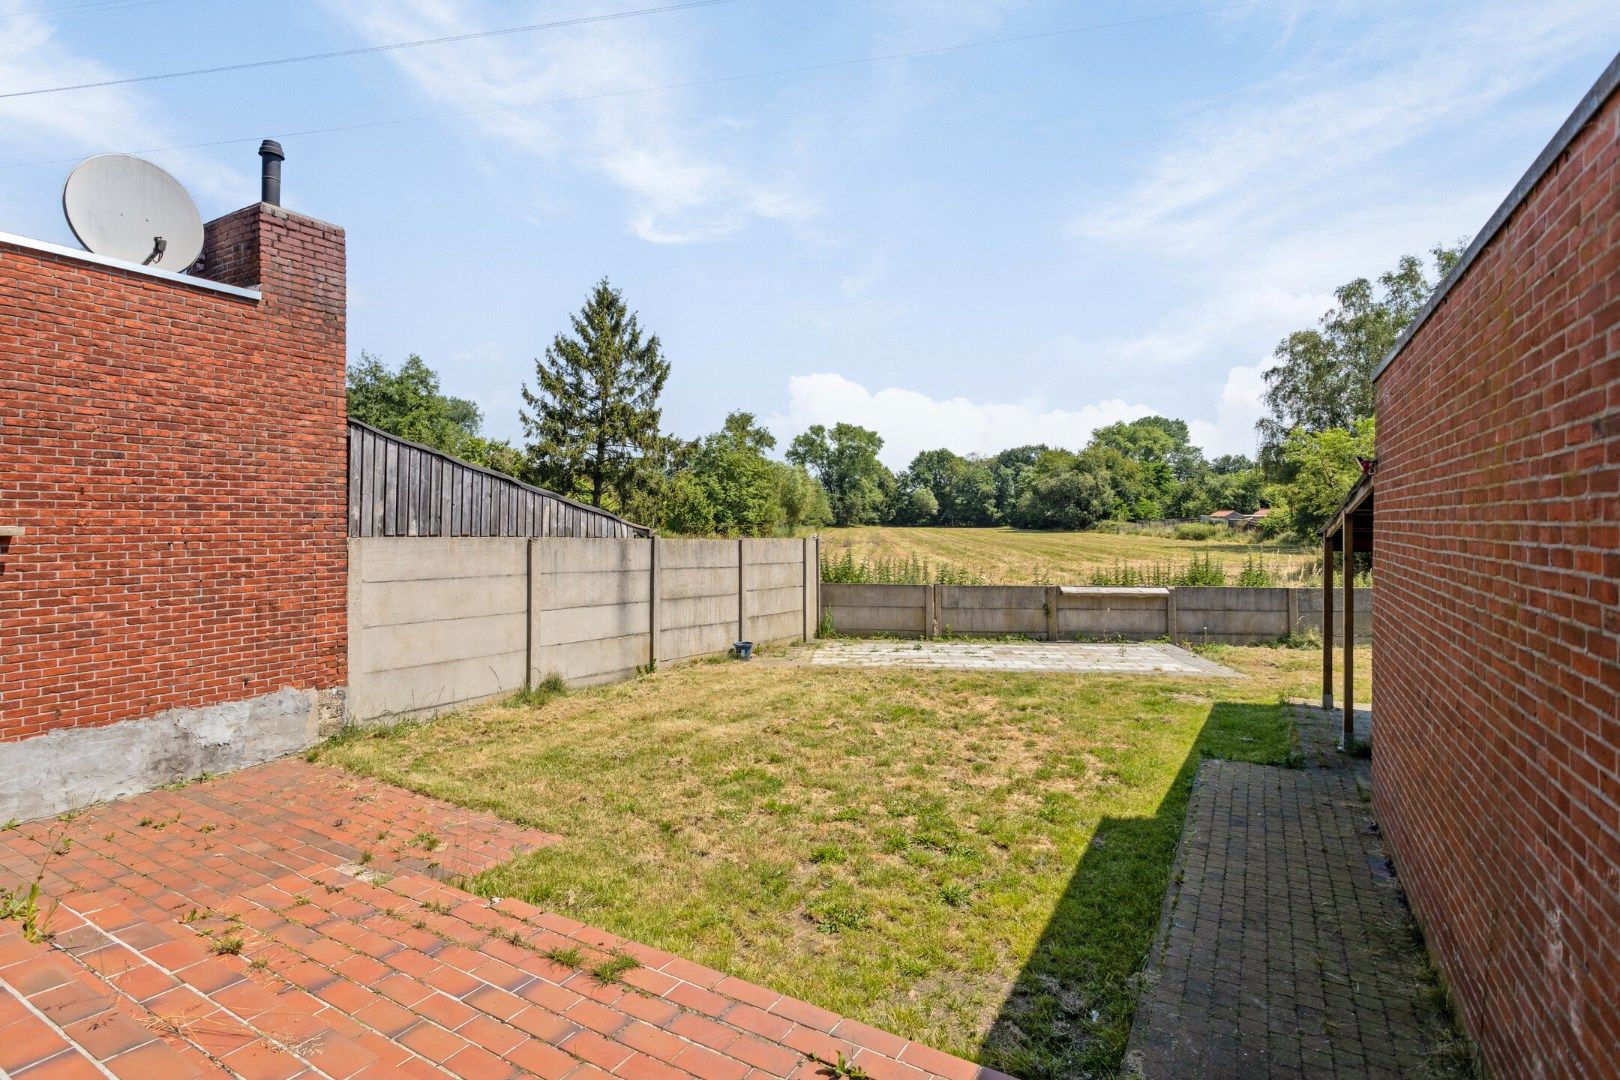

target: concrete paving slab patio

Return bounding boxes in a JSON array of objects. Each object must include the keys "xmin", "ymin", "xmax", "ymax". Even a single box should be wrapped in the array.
[
  {"xmin": 808, "ymin": 640, "xmax": 1236, "ymax": 676},
  {"xmin": 0, "ymin": 759, "xmax": 1005, "ymax": 1080}
]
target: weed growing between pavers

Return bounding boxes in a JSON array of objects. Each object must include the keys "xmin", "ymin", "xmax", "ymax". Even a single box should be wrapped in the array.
[{"xmin": 313, "ymin": 645, "xmax": 1354, "ymax": 1078}]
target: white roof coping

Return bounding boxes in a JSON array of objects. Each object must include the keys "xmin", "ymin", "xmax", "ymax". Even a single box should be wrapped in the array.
[{"xmin": 0, "ymin": 229, "xmax": 261, "ymax": 301}]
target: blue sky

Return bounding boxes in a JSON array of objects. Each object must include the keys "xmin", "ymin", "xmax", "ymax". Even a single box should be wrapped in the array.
[{"xmin": 2, "ymin": 0, "xmax": 1616, "ymax": 467}]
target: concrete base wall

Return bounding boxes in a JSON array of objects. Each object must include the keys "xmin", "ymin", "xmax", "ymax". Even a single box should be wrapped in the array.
[
  {"xmin": 0, "ymin": 689, "xmax": 322, "ymax": 821},
  {"xmin": 823, "ymin": 583, "xmax": 1374, "ymax": 644},
  {"xmin": 348, "ymin": 536, "xmax": 819, "ymax": 724}
]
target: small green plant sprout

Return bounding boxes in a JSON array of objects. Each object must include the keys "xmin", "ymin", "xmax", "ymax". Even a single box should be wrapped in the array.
[
  {"xmin": 421, "ymin": 899, "xmax": 452, "ymax": 916},
  {"xmin": 1, "ymin": 819, "xmax": 19, "ymax": 831},
  {"xmin": 0, "ymin": 879, "xmax": 54, "ymax": 944},
  {"xmin": 137, "ymin": 817, "xmax": 162, "ymax": 829},
  {"xmin": 210, "ymin": 933, "xmax": 245, "ymax": 956},
  {"xmin": 590, "ymin": 953, "xmax": 640, "ymax": 985},
  {"xmin": 248, "ymin": 955, "xmax": 270, "ymax": 971},
  {"xmin": 290, "ymin": 895, "xmax": 310, "ymax": 907},
  {"xmin": 357, "ymin": 849, "xmax": 374, "ymax": 866},
  {"xmin": 407, "ymin": 831, "xmax": 441, "ymax": 851},
  {"xmin": 939, "ymin": 882, "xmax": 971, "ymax": 908},
  {"xmin": 809, "ymin": 1051, "xmax": 874, "ymax": 1079},
  {"xmin": 543, "ymin": 945, "xmax": 584, "ymax": 969},
  {"xmin": 180, "ymin": 907, "xmax": 208, "ymax": 924}
]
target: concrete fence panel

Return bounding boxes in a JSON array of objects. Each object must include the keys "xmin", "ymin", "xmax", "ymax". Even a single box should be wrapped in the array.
[
  {"xmin": 1173, "ymin": 587, "xmax": 1291, "ymax": 645},
  {"xmin": 531, "ymin": 537, "xmax": 653, "ymax": 688},
  {"xmin": 657, "ymin": 538, "xmax": 742, "ymax": 664},
  {"xmin": 939, "ymin": 585, "xmax": 1047, "ymax": 637},
  {"xmin": 820, "ymin": 584, "xmax": 930, "ymax": 636},
  {"xmin": 1059, "ymin": 587, "xmax": 1169, "ymax": 640},
  {"xmin": 348, "ymin": 537, "xmax": 529, "ymax": 722},
  {"xmin": 821, "ymin": 582, "xmax": 1375, "ymax": 646},
  {"xmin": 743, "ymin": 538, "xmax": 808, "ymax": 646},
  {"xmin": 349, "ymin": 535, "xmax": 819, "ymax": 723},
  {"xmin": 1297, "ymin": 588, "xmax": 1373, "ymax": 644}
]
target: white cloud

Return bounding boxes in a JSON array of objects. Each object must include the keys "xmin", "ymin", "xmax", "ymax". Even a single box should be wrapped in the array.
[
  {"xmin": 766, "ymin": 372, "xmax": 1160, "ymax": 469},
  {"xmin": 324, "ymin": 0, "xmax": 814, "ymax": 244},
  {"xmin": 1188, "ymin": 362, "xmax": 1268, "ymax": 460}
]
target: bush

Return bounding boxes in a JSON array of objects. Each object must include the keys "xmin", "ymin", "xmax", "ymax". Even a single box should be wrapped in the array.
[
  {"xmin": 1172, "ymin": 523, "xmax": 1222, "ymax": 541},
  {"xmin": 1235, "ymin": 556, "xmax": 1274, "ymax": 587},
  {"xmin": 819, "ymin": 550, "xmax": 983, "ymax": 585},
  {"xmin": 1178, "ymin": 553, "xmax": 1227, "ymax": 586}
]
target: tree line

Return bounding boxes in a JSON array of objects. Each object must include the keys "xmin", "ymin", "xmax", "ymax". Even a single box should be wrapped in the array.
[{"xmin": 348, "ymin": 244, "xmax": 1464, "ymax": 540}]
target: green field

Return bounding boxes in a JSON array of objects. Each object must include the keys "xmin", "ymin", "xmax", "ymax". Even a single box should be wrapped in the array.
[{"xmin": 819, "ymin": 525, "xmax": 1317, "ymax": 587}]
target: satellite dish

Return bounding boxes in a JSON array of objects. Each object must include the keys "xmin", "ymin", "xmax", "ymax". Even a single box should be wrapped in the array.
[{"xmin": 62, "ymin": 154, "xmax": 204, "ymax": 271}]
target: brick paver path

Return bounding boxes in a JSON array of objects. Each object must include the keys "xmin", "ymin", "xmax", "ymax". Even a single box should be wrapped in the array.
[
  {"xmin": 1123, "ymin": 721, "xmax": 1464, "ymax": 1078},
  {"xmin": 0, "ymin": 759, "xmax": 1003, "ymax": 1079},
  {"xmin": 809, "ymin": 641, "xmax": 1235, "ymax": 676}
]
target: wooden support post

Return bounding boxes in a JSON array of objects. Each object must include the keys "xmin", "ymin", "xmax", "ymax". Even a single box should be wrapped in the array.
[
  {"xmin": 1342, "ymin": 525, "xmax": 1355, "ymax": 750},
  {"xmin": 1322, "ymin": 534, "xmax": 1334, "ymax": 712}
]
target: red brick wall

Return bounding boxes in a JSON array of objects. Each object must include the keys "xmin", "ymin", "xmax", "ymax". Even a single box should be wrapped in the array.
[
  {"xmin": 0, "ymin": 205, "xmax": 347, "ymax": 742},
  {"xmin": 1373, "ymin": 91, "xmax": 1620, "ymax": 1075}
]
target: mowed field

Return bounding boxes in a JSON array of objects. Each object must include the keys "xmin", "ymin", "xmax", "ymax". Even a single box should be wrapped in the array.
[{"xmin": 820, "ymin": 525, "xmax": 1317, "ymax": 586}]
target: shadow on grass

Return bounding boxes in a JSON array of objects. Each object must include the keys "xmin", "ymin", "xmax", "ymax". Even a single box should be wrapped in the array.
[{"xmin": 979, "ymin": 701, "xmax": 1293, "ymax": 1079}]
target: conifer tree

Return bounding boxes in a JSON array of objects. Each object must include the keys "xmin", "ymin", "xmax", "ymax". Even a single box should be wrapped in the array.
[{"xmin": 521, "ymin": 278, "xmax": 670, "ymax": 508}]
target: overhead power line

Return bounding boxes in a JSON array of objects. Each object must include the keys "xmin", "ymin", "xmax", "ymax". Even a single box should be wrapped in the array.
[
  {"xmin": 0, "ymin": 0, "xmax": 744, "ymax": 100},
  {"xmin": 4, "ymin": 0, "xmax": 204, "ymax": 22},
  {"xmin": 0, "ymin": 0, "xmax": 1281, "ymax": 171}
]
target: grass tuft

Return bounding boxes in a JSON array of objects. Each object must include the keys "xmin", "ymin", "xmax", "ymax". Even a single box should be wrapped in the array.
[{"xmin": 590, "ymin": 953, "xmax": 640, "ymax": 985}]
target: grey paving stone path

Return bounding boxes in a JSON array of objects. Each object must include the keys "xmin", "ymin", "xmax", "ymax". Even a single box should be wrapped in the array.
[
  {"xmin": 1123, "ymin": 707, "xmax": 1468, "ymax": 1079},
  {"xmin": 808, "ymin": 640, "xmax": 1237, "ymax": 675}
]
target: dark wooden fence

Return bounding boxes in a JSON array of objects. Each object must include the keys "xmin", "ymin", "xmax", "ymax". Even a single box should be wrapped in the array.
[{"xmin": 347, "ymin": 420, "xmax": 650, "ymax": 539}]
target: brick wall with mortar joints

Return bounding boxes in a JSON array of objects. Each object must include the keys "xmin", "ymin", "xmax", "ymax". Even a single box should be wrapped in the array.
[
  {"xmin": 0, "ymin": 204, "xmax": 348, "ymax": 741},
  {"xmin": 1373, "ymin": 89, "xmax": 1620, "ymax": 1076}
]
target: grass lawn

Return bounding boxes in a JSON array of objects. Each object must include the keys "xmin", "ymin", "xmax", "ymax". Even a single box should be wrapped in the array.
[
  {"xmin": 821, "ymin": 525, "xmax": 1317, "ymax": 586},
  {"xmin": 314, "ymin": 643, "xmax": 1370, "ymax": 1078}
]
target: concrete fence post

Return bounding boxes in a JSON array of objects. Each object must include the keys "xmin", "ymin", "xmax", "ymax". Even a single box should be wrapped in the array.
[
  {"xmin": 1286, "ymin": 588, "xmax": 1300, "ymax": 640},
  {"xmin": 926, "ymin": 584, "xmax": 938, "ymax": 639},
  {"xmin": 737, "ymin": 537, "xmax": 747, "ymax": 644},
  {"xmin": 1045, "ymin": 585, "xmax": 1059, "ymax": 641},
  {"xmin": 802, "ymin": 536, "xmax": 814, "ymax": 641},
  {"xmin": 524, "ymin": 539, "xmax": 535, "ymax": 691},
  {"xmin": 812, "ymin": 534, "xmax": 821, "ymax": 638},
  {"xmin": 1166, "ymin": 589, "xmax": 1178, "ymax": 643},
  {"xmin": 649, "ymin": 537, "xmax": 661, "ymax": 666}
]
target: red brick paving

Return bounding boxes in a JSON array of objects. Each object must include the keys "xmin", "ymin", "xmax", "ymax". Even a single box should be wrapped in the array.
[{"xmin": 0, "ymin": 759, "xmax": 1005, "ymax": 1079}]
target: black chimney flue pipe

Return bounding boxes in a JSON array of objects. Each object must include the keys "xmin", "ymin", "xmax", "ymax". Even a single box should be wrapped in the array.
[{"xmin": 258, "ymin": 140, "xmax": 285, "ymax": 206}]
